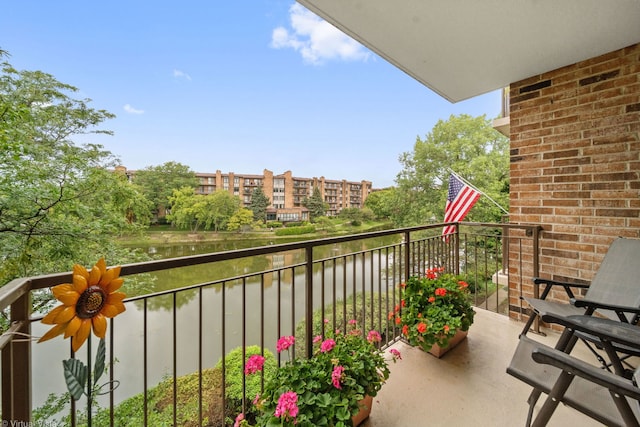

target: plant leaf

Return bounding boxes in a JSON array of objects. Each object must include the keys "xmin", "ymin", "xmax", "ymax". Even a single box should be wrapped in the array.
[
  {"xmin": 63, "ymin": 359, "xmax": 88, "ymax": 401},
  {"xmin": 93, "ymin": 338, "xmax": 106, "ymax": 385}
]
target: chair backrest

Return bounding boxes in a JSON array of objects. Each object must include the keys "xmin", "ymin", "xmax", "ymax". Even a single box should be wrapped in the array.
[{"xmin": 586, "ymin": 238, "xmax": 640, "ymax": 318}]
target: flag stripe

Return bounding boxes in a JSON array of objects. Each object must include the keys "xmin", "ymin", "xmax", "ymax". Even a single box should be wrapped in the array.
[{"xmin": 442, "ymin": 174, "xmax": 481, "ymax": 239}]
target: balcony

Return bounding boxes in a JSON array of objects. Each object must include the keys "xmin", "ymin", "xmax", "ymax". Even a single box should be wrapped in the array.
[{"xmin": 1, "ymin": 222, "xmax": 601, "ymax": 426}]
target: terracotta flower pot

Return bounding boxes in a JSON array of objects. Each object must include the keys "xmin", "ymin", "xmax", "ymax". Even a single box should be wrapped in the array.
[
  {"xmin": 352, "ymin": 395, "xmax": 373, "ymax": 426},
  {"xmin": 427, "ymin": 329, "xmax": 468, "ymax": 358}
]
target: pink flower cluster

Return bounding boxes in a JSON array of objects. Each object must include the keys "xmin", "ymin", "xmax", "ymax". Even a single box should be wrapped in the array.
[
  {"xmin": 320, "ymin": 338, "xmax": 336, "ymax": 353},
  {"xmin": 389, "ymin": 348, "xmax": 402, "ymax": 360},
  {"xmin": 276, "ymin": 335, "xmax": 295, "ymax": 353},
  {"xmin": 233, "ymin": 413, "xmax": 244, "ymax": 427},
  {"xmin": 274, "ymin": 391, "xmax": 299, "ymax": 420},
  {"xmin": 366, "ymin": 330, "xmax": 381, "ymax": 343},
  {"xmin": 244, "ymin": 354, "xmax": 265, "ymax": 375},
  {"xmin": 331, "ymin": 365, "xmax": 345, "ymax": 389}
]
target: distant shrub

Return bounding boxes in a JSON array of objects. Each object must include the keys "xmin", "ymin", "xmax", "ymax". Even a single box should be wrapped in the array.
[
  {"xmin": 266, "ymin": 221, "xmax": 283, "ymax": 228},
  {"xmin": 275, "ymin": 225, "xmax": 315, "ymax": 236}
]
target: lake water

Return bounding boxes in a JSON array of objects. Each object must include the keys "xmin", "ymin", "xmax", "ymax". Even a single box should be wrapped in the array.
[{"xmin": 33, "ymin": 235, "xmax": 401, "ymax": 411}]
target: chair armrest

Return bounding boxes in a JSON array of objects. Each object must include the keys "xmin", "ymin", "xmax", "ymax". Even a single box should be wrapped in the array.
[
  {"xmin": 572, "ymin": 298, "xmax": 640, "ymax": 320},
  {"xmin": 540, "ymin": 313, "xmax": 640, "ymax": 349},
  {"xmin": 532, "ymin": 346, "xmax": 640, "ymax": 400},
  {"xmin": 532, "ymin": 277, "xmax": 590, "ymax": 300},
  {"xmin": 533, "ymin": 277, "xmax": 590, "ymax": 289}
]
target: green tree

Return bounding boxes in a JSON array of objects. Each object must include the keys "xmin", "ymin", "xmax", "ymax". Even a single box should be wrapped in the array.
[
  {"xmin": 303, "ymin": 186, "xmax": 326, "ymax": 221},
  {"xmin": 166, "ymin": 187, "xmax": 204, "ymax": 231},
  {"xmin": 133, "ymin": 161, "xmax": 198, "ymax": 222},
  {"xmin": 227, "ymin": 208, "xmax": 254, "ymax": 232},
  {"xmin": 364, "ymin": 188, "xmax": 396, "ymax": 220},
  {"xmin": 248, "ymin": 186, "xmax": 270, "ymax": 223},
  {"xmin": 0, "ymin": 53, "xmax": 150, "ymax": 286},
  {"xmin": 202, "ymin": 191, "xmax": 241, "ymax": 231},
  {"xmin": 394, "ymin": 114, "xmax": 509, "ymax": 226}
]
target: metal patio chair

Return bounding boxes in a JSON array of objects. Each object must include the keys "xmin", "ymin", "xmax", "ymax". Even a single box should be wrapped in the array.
[
  {"xmin": 520, "ymin": 237, "xmax": 640, "ymax": 370},
  {"xmin": 508, "ymin": 314, "xmax": 640, "ymax": 427}
]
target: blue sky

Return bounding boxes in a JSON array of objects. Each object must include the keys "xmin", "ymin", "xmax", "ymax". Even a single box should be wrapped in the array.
[{"xmin": 1, "ymin": 1, "xmax": 501, "ymax": 188}]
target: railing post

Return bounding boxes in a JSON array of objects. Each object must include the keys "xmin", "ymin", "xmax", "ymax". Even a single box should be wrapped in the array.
[
  {"xmin": 403, "ymin": 231, "xmax": 411, "ymax": 281},
  {"xmin": 532, "ymin": 226, "xmax": 542, "ymax": 332},
  {"xmin": 454, "ymin": 224, "xmax": 460, "ymax": 275},
  {"xmin": 3, "ymin": 292, "xmax": 32, "ymax": 423},
  {"xmin": 305, "ymin": 246, "xmax": 314, "ymax": 358}
]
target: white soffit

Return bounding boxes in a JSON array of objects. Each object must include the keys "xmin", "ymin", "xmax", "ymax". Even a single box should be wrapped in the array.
[{"xmin": 296, "ymin": 0, "xmax": 640, "ymax": 103}]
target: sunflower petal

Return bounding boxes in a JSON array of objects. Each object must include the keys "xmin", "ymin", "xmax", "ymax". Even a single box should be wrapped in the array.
[
  {"xmin": 64, "ymin": 316, "xmax": 82, "ymax": 338},
  {"xmin": 98, "ymin": 268, "xmax": 115, "ymax": 287},
  {"xmin": 92, "ymin": 314, "xmax": 107, "ymax": 339},
  {"xmin": 56, "ymin": 289, "xmax": 80, "ymax": 306},
  {"xmin": 42, "ymin": 305, "xmax": 66, "ymax": 324},
  {"xmin": 73, "ymin": 274, "xmax": 88, "ymax": 294},
  {"xmin": 54, "ymin": 305, "xmax": 77, "ymax": 324},
  {"xmin": 52, "ymin": 284, "xmax": 74, "ymax": 299},
  {"xmin": 88, "ymin": 265, "xmax": 101, "ymax": 286},
  {"xmin": 105, "ymin": 278, "xmax": 124, "ymax": 294},
  {"xmin": 73, "ymin": 263, "xmax": 89, "ymax": 281},
  {"xmin": 72, "ymin": 319, "xmax": 92, "ymax": 353},
  {"xmin": 106, "ymin": 292, "xmax": 126, "ymax": 304},
  {"xmin": 38, "ymin": 323, "xmax": 67, "ymax": 343},
  {"xmin": 102, "ymin": 302, "xmax": 126, "ymax": 318},
  {"xmin": 96, "ymin": 258, "xmax": 107, "ymax": 276}
]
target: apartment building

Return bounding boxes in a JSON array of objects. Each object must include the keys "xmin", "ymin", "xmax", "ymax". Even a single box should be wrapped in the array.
[
  {"xmin": 199, "ymin": 169, "xmax": 373, "ymax": 221},
  {"xmin": 116, "ymin": 166, "xmax": 373, "ymax": 222}
]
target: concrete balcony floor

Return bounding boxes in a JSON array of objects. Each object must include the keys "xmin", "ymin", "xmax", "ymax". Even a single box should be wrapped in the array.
[{"xmin": 364, "ymin": 309, "xmax": 603, "ymax": 427}]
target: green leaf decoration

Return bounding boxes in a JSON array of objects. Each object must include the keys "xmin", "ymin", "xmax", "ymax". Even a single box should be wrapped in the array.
[
  {"xmin": 93, "ymin": 338, "xmax": 106, "ymax": 385},
  {"xmin": 62, "ymin": 358, "xmax": 88, "ymax": 401}
]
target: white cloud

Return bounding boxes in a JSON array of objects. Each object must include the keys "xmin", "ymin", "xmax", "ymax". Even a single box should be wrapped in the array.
[
  {"xmin": 271, "ymin": 3, "xmax": 371, "ymax": 65},
  {"xmin": 123, "ymin": 104, "xmax": 144, "ymax": 115},
  {"xmin": 173, "ymin": 69, "xmax": 192, "ymax": 80}
]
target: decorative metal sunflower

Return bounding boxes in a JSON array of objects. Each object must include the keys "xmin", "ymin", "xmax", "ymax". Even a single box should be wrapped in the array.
[{"xmin": 39, "ymin": 258, "xmax": 126, "ymax": 352}]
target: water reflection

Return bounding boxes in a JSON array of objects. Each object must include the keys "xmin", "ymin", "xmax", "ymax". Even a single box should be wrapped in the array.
[{"xmin": 33, "ymin": 235, "xmax": 402, "ymax": 411}]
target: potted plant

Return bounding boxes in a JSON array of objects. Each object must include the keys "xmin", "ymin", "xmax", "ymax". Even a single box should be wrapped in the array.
[
  {"xmin": 392, "ymin": 267, "xmax": 475, "ymax": 357},
  {"xmin": 235, "ymin": 320, "xmax": 402, "ymax": 427}
]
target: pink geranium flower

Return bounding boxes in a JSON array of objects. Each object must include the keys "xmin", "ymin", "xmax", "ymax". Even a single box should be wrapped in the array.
[
  {"xmin": 331, "ymin": 365, "xmax": 345, "ymax": 389},
  {"xmin": 320, "ymin": 338, "xmax": 336, "ymax": 353},
  {"xmin": 367, "ymin": 330, "xmax": 382, "ymax": 343},
  {"xmin": 276, "ymin": 336, "xmax": 295, "ymax": 353},
  {"xmin": 275, "ymin": 391, "xmax": 299, "ymax": 420},
  {"xmin": 244, "ymin": 354, "xmax": 265, "ymax": 375}
]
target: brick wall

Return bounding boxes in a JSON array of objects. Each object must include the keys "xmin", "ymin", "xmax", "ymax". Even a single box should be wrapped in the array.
[{"xmin": 508, "ymin": 43, "xmax": 640, "ymax": 317}]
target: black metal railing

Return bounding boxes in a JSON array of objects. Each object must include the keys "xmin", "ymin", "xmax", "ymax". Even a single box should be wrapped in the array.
[{"xmin": 0, "ymin": 222, "xmax": 541, "ymax": 425}]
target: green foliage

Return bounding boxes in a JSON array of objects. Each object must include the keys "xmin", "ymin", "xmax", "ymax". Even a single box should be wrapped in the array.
[
  {"xmin": 0, "ymin": 53, "xmax": 151, "ymax": 287},
  {"xmin": 228, "ymin": 208, "xmax": 256, "ymax": 232},
  {"xmin": 215, "ymin": 345, "xmax": 277, "ymax": 423},
  {"xmin": 394, "ymin": 270, "xmax": 475, "ymax": 351},
  {"xmin": 303, "ymin": 187, "xmax": 326, "ymax": 221},
  {"xmin": 253, "ymin": 325, "xmax": 394, "ymax": 427},
  {"xmin": 266, "ymin": 221, "xmax": 282, "ymax": 228},
  {"xmin": 274, "ymin": 225, "xmax": 315, "ymax": 236},
  {"xmin": 394, "ymin": 114, "xmax": 509, "ymax": 226},
  {"xmin": 168, "ymin": 189, "xmax": 242, "ymax": 232},
  {"xmin": 363, "ymin": 189, "xmax": 396, "ymax": 220},
  {"xmin": 249, "ymin": 187, "xmax": 270, "ymax": 223},
  {"xmin": 132, "ymin": 161, "xmax": 198, "ymax": 219}
]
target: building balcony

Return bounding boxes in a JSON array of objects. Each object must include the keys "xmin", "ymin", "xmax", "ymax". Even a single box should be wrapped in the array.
[
  {"xmin": 364, "ymin": 308, "xmax": 601, "ymax": 426},
  {"xmin": 0, "ymin": 222, "xmax": 601, "ymax": 426}
]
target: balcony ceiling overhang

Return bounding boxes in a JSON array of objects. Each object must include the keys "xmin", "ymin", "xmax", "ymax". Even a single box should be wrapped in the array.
[{"xmin": 296, "ymin": 0, "xmax": 640, "ymax": 103}]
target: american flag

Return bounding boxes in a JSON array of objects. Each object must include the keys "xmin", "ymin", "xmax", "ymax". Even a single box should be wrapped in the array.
[{"xmin": 442, "ymin": 174, "xmax": 481, "ymax": 240}]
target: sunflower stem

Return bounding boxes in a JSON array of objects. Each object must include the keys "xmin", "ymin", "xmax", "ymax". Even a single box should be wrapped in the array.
[{"xmin": 87, "ymin": 334, "xmax": 92, "ymax": 427}]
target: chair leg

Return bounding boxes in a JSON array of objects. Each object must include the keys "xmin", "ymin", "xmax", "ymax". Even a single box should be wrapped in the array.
[
  {"xmin": 525, "ymin": 389, "xmax": 542, "ymax": 427},
  {"xmin": 531, "ymin": 371, "xmax": 575, "ymax": 427}
]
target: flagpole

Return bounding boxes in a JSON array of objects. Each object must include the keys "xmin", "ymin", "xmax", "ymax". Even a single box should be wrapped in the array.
[{"xmin": 447, "ymin": 169, "xmax": 509, "ymax": 215}]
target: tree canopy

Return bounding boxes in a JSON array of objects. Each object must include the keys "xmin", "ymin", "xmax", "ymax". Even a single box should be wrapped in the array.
[
  {"xmin": 303, "ymin": 187, "xmax": 326, "ymax": 221},
  {"xmin": 249, "ymin": 186, "xmax": 270, "ymax": 223},
  {"xmin": 133, "ymin": 161, "xmax": 198, "ymax": 221},
  {"xmin": 0, "ymin": 53, "xmax": 151, "ymax": 286},
  {"xmin": 393, "ymin": 114, "xmax": 509, "ymax": 226}
]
